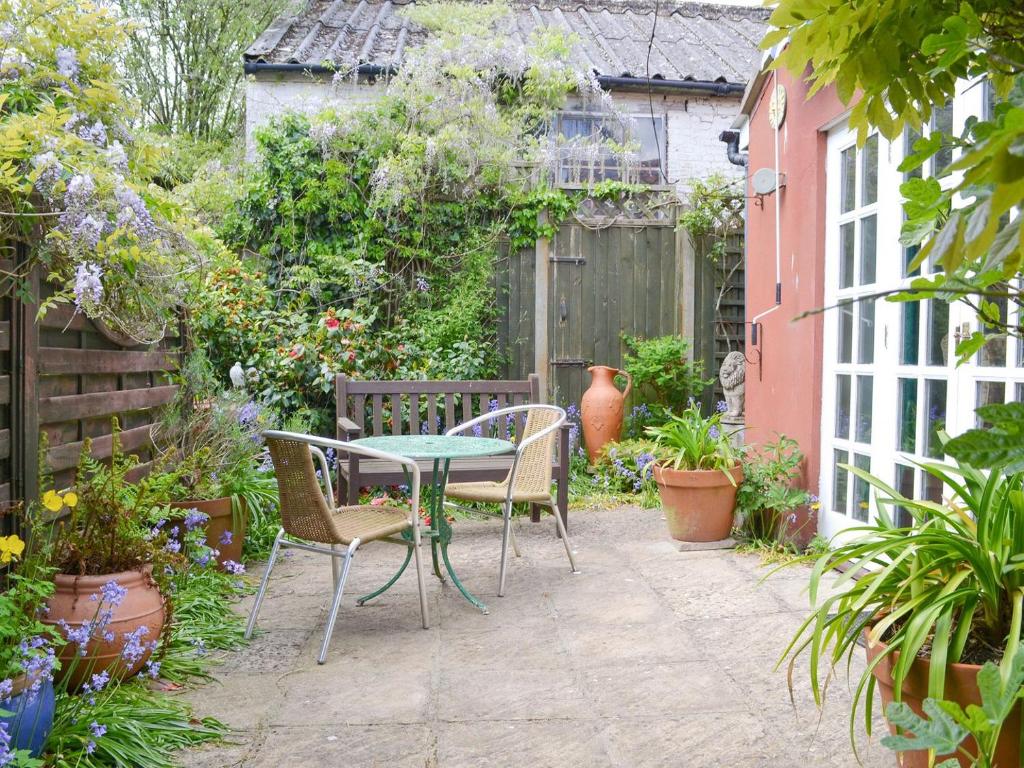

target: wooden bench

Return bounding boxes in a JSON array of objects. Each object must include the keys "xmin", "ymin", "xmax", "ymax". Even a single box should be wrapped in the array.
[{"xmin": 335, "ymin": 374, "xmax": 570, "ymax": 527}]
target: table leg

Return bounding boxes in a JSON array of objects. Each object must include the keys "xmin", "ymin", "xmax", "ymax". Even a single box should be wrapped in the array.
[
  {"xmin": 356, "ymin": 538, "xmax": 413, "ymax": 606},
  {"xmin": 429, "ymin": 458, "xmax": 445, "ymax": 582},
  {"xmin": 434, "ymin": 459, "xmax": 489, "ymax": 615}
]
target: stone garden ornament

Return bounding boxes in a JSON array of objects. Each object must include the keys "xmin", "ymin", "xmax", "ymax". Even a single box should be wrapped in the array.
[{"xmin": 719, "ymin": 351, "xmax": 746, "ymax": 418}]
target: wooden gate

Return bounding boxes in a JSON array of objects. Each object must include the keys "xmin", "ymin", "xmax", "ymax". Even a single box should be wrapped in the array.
[
  {"xmin": 1, "ymin": 247, "xmax": 181, "ymax": 533},
  {"xmin": 497, "ymin": 190, "xmax": 684, "ymax": 408}
]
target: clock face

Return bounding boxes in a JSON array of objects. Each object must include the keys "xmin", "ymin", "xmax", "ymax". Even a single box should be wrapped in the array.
[{"xmin": 768, "ymin": 84, "xmax": 787, "ymax": 129}]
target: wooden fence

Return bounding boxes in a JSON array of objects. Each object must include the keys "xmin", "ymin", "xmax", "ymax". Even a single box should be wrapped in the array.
[{"xmin": 1, "ymin": 246, "xmax": 181, "ymax": 534}]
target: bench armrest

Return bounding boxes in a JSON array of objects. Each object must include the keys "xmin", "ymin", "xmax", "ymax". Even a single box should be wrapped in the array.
[{"xmin": 337, "ymin": 417, "xmax": 361, "ymax": 441}]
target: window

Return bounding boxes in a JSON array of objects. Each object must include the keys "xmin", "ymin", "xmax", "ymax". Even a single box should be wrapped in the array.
[{"xmin": 554, "ymin": 112, "xmax": 665, "ymax": 185}]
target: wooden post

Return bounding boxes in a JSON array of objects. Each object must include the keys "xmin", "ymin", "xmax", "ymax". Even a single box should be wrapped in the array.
[
  {"xmin": 12, "ymin": 255, "xmax": 39, "ymax": 505},
  {"xmin": 534, "ymin": 212, "xmax": 550, "ymax": 402}
]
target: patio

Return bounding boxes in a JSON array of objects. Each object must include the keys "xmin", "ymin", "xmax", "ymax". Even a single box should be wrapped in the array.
[{"xmin": 180, "ymin": 504, "xmax": 888, "ymax": 767}]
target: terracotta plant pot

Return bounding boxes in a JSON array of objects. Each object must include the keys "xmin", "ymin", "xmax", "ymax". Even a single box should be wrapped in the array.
[
  {"xmin": 169, "ymin": 497, "xmax": 245, "ymax": 567},
  {"xmin": 43, "ymin": 567, "xmax": 165, "ymax": 688},
  {"xmin": 653, "ymin": 463, "xmax": 742, "ymax": 542},
  {"xmin": 580, "ymin": 365, "xmax": 632, "ymax": 463},
  {"xmin": 866, "ymin": 637, "xmax": 1021, "ymax": 768}
]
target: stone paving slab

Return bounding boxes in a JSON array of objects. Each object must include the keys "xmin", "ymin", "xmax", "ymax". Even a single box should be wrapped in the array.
[{"xmin": 179, "ymin": 505, "xmax": 890, "ymax": 767}]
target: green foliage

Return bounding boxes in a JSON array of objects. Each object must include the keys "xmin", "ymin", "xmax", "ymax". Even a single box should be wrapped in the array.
[
  {"xmin": 0, "ymin": 549, "xmax": 57, "ymax": 682},
  {"xmin": 678, "ymin": 173, "xmax": 744, "ymax": 263},
  {"xmin": 767, "ymin": 1, "xmax": 1024, "ymax": 366},
  {"xmin": 115, "ymin": 0, "xmax": 287, "ymax": 139},
  {"xmin": 645, "ymin": 404, "xmax": 737, "ymax": 472},
  {"xmin": 777, "ymin": 457, "xmax": 1024, "ymax": 749},
  {"xmin": 945, "ymin": 401, "xmax": 1024, "ymax": 473},
  {"xmin": 620, "ymin": 335, "xmax": 709, "ymax": 413},
  {"xmin": 882, "ymin": 648, "xmax": 1024, "ymax": 768},
  {"xmin": 0, "ymin": 0, "xmax": 204, "ymax": 342},
  {"xmin": 736, "ymin": 436, "xmax": 812, "ymax": 544},
  {"xmin": 584, "ymin": 439, "xmax": 659, "ymax": 508}
]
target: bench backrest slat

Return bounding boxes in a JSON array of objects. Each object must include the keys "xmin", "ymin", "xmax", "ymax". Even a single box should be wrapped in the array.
[{"xmin": 337, "ymin": 374, "xmax": 541, "ymax": 437}]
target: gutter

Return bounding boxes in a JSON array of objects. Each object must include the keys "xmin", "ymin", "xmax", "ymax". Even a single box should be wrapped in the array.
[{"xmin": 243, "ymin": 60, "xmax": 746, "ymax": 96}]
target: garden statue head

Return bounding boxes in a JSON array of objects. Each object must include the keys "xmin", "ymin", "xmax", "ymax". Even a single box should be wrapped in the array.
[{"xmin": 718, "ymin": 351, "xmax": 745, "ymax": 418}]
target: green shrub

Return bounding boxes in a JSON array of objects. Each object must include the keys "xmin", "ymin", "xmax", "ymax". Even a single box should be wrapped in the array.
[
  {"xmin": 735, "ymin": 436, "xmax": 813, "ymax": 545},
  {"xmin": 620, "ymin": 335, "xmax": 710, "ymax": 413}
]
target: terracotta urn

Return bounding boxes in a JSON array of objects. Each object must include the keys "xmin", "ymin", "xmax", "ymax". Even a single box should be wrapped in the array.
[
  {"xmin": 43, "ymin": 566, "xmax": 165, "ymax": 687},
  {"xmin": 866, "ymin": 637, "xmax": 1020, "ymax": 768},
  {"xmin": 169, "ymin": 497, "xmax": 245, "ymax": 567},
  {"xmin": 580, "ymin": 365, "xmax": 632, "ymax": 462},
  {"xmin": 653, "ymin": 464, "xmax": 742, "ymax": 542}
]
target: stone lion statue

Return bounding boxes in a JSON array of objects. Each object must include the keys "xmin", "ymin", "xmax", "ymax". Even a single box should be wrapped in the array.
[{"xmin": 719, "ymin": 351, "xmax": 746, "ymax": 418}]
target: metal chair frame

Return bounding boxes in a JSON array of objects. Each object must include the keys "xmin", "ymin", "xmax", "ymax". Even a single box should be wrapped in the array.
[
  {"xmin": 245, "ymin": 431, "xmax": 429, "ymax": 665},
  {"xmin": 444, "ymin": 405, "xmax": 578, "ymax": 596}
]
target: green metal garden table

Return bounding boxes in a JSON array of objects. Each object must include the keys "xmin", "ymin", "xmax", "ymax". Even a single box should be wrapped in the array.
[{"xmin": 349, "ymin": 434, "xmax": 514, "ymax": 614}]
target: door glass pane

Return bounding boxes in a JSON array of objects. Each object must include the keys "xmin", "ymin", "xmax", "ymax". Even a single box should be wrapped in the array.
[
  {"xmin": 858, "ymin": 301, "xmax": 875, "ymax": 363},
  {"xmin": 839, "ymin": 223, "xmax": 855, "ymax": 288},
  {"xmin": 835, "ymin": 374, "xmax": 851, "ymax": 439},
  {"xmin": 903, "ymin": 243, "xmax": 921, "ymax": 278},
  {"xmin": 860, "ymin": 215, "xmax": 877, "ymax": 285},
  {"xmin": 932, "ymin": 103, "xmax": 954, "ymax": 173},
  {"xmin": 976, "ymin": 381, "xmax": 1006, "ymax": 427},
  {"xmin": 832, "ymin": 449, "xmax": 849, "ymax": 513},
  {"xmin": 853, "ymin": 453, "xmax": 871, "ymax": 522},
  {"xmin": 977, "ymin": 290, "xmax": 1007, "ymax": 367},
  {"xmin": 901, "ymin": 302, "xmax": 920, "ymax": 365},
  {"xmin": 924, "ymin": 379, "xmax": 947, "ymax": 458},
  {"xmin": 894, "ymin": 464, "xmax": 915, "ymax": 527},
  {"xmin": 856, "ymin": 375, "xmax": 873, "ymax": 443},
  {"xmin": 838, "ymin": 301, "xmax": 854, "ymax": 363},
  {"xmin": 861, "ymin": 134, "xmax": 878, "ymax": 205},
  {"xmin": 927, "ymin": 300, "xmax": 949, "ymax": 366},
  {"xmin": 904, "ymin": 127, "xmax": 922, "ymax": 181},
  {"xmin": 1018, "ymin": 383, "xmax": 1024, "ymax": 402},
  {"xmin": 841, "ymin": 146, "xmax": 856, "ymax": 213},
  {"xmin": 923, "ymin": 470, "xmax": 943, "ymax": 504},
  {"xmin": 898, "ymin": 378, "xmax": 917, "ymax": 453}
]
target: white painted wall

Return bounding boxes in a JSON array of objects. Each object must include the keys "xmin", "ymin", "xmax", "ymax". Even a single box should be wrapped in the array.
[{"xmin": 244, "ymin": 73, "xmax": 744, "ymax": 188}]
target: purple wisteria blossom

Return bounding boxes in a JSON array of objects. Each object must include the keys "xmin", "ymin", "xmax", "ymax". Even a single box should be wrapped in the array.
[
  {"xmin": 114, "ymin": 184, "xmax": 156, "ymax": 241},
  {"xmin": 72, "ymin": 215, "xmax": 103, "ymax": 251},
  {"xmin": 73, "ymin": 262, "xmax": 103, "ymax": 308},
  {"xmin": 30, "ymin": 151, "xmax": 62, "ymax": 199},
  {"xmin": 106, "ymin": 141, "xmax": 128, "ymax": 175},
  {"xmin": 60, "ymin": 172, "xmax": 96, "ymax": 232},
  {"xmin": 55, "ymin": 45, "xmax": 78, "ymax": 81},
  {"xmin": 0, "ymin": 22, "xmax": 16, "ymax": 42},
  {"xmin": 78, "ymin": 120, "xmax": 107, "ymax": 146}
]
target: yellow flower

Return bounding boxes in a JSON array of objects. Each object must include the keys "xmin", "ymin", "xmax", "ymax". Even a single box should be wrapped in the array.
[
  {"xmin": 63, "ymin": 492, "xmax": 78, "ymax": 508},
  {"xmin": 0, "ymin": 534, "xmax": 25, "ymax": 564},
  {"xmin": 42, "ymin": 490, "xmax": 64, "ymax": 512}
]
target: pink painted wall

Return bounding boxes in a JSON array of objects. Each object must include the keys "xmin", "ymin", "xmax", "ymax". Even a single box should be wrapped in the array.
[{"xmin": 744, "ymin": 67, "xmax": 845, "ymax": 497}]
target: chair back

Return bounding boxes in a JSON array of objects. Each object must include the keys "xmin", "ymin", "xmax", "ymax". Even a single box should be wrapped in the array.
[
  {"xmin": 266, "ymin": 435, "xmax": 341, "ymax": 544},
  {"xmin": 507, "ymin": 406, "xmax": 564, "ymax": 496}
]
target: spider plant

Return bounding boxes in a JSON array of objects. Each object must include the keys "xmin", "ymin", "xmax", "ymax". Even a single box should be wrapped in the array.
[
  {"xmin": 644, "ymin": 403, "xmax": 737, "ymax": 472},
  {"xmin": 777, "ymin": 457, "xmax": 1024, "ymax": 746}
]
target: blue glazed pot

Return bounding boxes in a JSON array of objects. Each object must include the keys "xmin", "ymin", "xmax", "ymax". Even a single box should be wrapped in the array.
[{"xmin": 0, "ymin": 676, "xmax": 55, "ymax": 756}]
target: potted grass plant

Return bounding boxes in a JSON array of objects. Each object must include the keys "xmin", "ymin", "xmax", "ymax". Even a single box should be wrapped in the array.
[
  {"xmin": 645, "ymin": 403, "xmax": 742, "ymax": 542},
  {"xmin": 778, "ymin": 456, "xmax": 1023, "ymax": 768},
  {"xmin": 151, "ymin": 352, "xmax": 276, "ymax": 568}
]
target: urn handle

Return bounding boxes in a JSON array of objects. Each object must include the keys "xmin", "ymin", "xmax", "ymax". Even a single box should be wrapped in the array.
[{"xmin": 617, "ymin": 369, "xmax": 632, "ymax": 401}]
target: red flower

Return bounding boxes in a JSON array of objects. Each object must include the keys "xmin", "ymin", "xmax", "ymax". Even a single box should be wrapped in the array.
[
  {"xmin": 288, "ymin": 345, "xmax": 303, "ymax": 359},
  {"xmin": 347, "ymin": 350, "xmax": 356, "ymax": 363},
  {"xmin": 325, "ymin": 317, "xmax": 340, "ymax": 331}
]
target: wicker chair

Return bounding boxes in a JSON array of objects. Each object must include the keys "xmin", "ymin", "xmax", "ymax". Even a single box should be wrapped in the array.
[
  {"xmin": 444, "ymin": 405, "xmax": 578, "ymax": 597},
  {"xmin": 246, "ymin": 431, "xmax": 429, "ymax": 664}
]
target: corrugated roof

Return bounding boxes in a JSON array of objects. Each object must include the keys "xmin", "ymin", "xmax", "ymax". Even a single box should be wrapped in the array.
[{"xmin": 245, "ymin": 0, "xmax": 769, "ymax": 86}]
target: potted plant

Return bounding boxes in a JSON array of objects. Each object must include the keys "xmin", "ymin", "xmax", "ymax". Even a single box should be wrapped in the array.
[
  {"xmin": 151, "ymin": 352, "xmax": 276, "ymax": 567},
  {"xmin": 779, "ymin": 458, "xmax": 1023, "ymax": 767},
  {"xmin": 645, "ymin": 404, "xmax": 742, "ymax": 542},
  {"xmin": 0, "ymin": 527, "xmax": 59, "ymax": 758},
  {"xmin": 735, "ymin": 436, "xmax": 814, "ymax": 549},
  {"xmin": 34, "ymin": 427, "xmax": 175, "ymax": 688}
]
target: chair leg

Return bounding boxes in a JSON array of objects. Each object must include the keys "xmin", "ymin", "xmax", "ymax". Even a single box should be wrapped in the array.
[
  {"xmin": 498, "ymin": 499, "xmax": 513, "ymax": 597},
  {"xmin": 245, "ymin": 528, "xmax": 283, "ymax": 640},
  {"xmin": 412, "ymin": 539, "xmax": 430, "ymax": 630},
  {"xmin": 318, "ymin": 542, "xmax": 357, "ymax": 665},
  {"xmin": 509, "ymin": 520, "xmax": 522, "ymax": 558},
  {"xmin": 550, "ymin": 502, "xmax": 579, "ymax": 574},
  {"xmin": 331, "ymin": 543, "xmax": 340, "ymax": 588}
]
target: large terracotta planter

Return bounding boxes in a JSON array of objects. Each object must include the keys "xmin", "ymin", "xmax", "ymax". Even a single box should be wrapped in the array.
[
  {"xmin": 169, "ymin": 496, "xmax": 245, "ymax": 567},
  {"xmin": 581, "ymin": 365, "xmax": 632, "ymax": 462},
  {"xmin": 43, "ymin": 567, "xmax": 165, "ymax": 688},
  {"xmin": 866, "ymin": 637, "xmax": 1021, "ymax": 768},
  {"xmin": 653, "ymin": 463, "xmax": 742, "ymax": 542}
]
